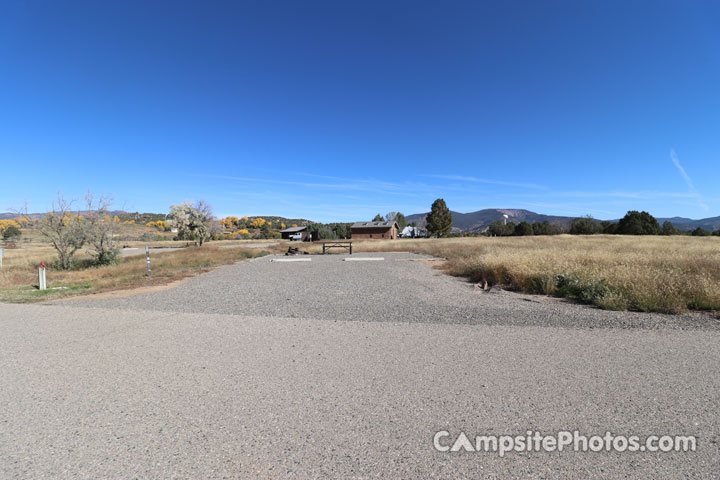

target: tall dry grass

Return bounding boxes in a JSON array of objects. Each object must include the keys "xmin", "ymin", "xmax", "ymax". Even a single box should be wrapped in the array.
[{"xmin": 347, "ymin": 235, "xmax": 720, "ymax": 314}]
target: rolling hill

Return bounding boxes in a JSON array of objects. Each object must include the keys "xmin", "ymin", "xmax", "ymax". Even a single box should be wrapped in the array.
[
  {"xmin": 3, "ymin": 209, "xmax": 719, "ymax": 232},
  {"xmin": 406, "ymin": 209, "xmax": 720, "ymax": 232},
  {"xmin": 655, "ymin": 216, "xmax": 720, "ymax": 232}
]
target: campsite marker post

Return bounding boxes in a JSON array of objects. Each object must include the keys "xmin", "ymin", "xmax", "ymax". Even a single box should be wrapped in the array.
[
  {"xmin": 38, "ymin": 261, "xmax": 46, "ymax": 290},
  {"xmin": 145, "ymin": 246, "xmax": 152, "ymax": 277}
]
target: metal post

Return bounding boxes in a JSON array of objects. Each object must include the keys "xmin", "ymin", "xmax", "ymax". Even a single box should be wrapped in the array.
[{"xmin": 145, "ymin": 246, "xmax": 152, "ymax": 277}]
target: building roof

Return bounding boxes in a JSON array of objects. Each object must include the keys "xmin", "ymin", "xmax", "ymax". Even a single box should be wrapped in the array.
[
  {"xmin": 279, "ymin": 226, "xmax": 307, "ymax": 233},
  {"xmin": 351, "ymin": 221, "xmax": 398, "ymax": 229}
]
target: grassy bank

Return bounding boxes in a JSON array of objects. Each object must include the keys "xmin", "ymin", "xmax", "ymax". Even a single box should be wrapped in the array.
[
  {"xmin": 343, "ymin": 235, "xmax": 720, "ymax": 314},
  {"xmin": 0, "ymin": 244, "xmax": 280, "ymax": 303}
]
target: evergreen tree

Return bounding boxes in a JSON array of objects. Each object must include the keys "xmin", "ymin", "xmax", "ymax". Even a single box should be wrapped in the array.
[
  {"xmin": 487, "ymin": 220, "xmax": 506, "ymax": 236},
  {"xmin": 601, "ymin": 221, "xmax": 617, "ymax": 234},
  {"xmin": 691, "ymin": 227, "xmax": 711, "ymax": 236},
  {"xmin": 661, "ymin": 221, "xmax": 680, "ymax": 235},
  {"xmin": 532, "ymin": 221, "xmax": 552, "ymax": 235},
  {"xmin": 385, "ymin": 212, "xmax": 407, "ymax": 230},
  {"xmin": 616, "ymin": 211, "xmax": 661, "ymax": 235},
  {"xmin": 425, "ymin": 198, "xmax": 452, "ymax": 237},
  {"xmin": 514, "ymin": 221, "xmax": 535, "ymax": 236},
  {"xmin": 372, "ymin": 213, "xmax": 384, "ymax": 222},
  {"xmin": 569, "ymin": 215, "xmax": 602, "ymax": 234}
]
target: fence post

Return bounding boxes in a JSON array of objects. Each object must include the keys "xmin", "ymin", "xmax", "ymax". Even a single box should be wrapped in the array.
[{"xmin": 145, "ymin": 246, "xmax": 152, "ymax": 277}]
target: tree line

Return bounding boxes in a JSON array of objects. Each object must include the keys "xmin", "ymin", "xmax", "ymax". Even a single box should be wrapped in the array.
[
  {"xmin": 488, "ymin": 211, "xmax": 719, "ymax": 237},
  {"xmin": 566, "ymin": 211, "xmax": 719, "ymax": 236}
]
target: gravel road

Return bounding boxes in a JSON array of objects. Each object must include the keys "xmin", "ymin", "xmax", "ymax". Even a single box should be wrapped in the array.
[
  {"xmin": 217, "ymin": 242, "xmax": 279, "ymax": 249},
  {"xmin": 119, "ymin": 242, "xmax": 279, "ymax": 257},
  {"xmin": 1, "ymin": 253, "xmax": 719, "ymax": 478},
  {"xmin": 119, "ymin": 247, "xmax": 184, "ymax": 257}
]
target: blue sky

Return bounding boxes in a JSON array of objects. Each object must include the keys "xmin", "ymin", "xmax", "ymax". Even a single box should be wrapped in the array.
[{"xmin": 1, "ymin": 0, "xmax": 719, "ymax": 221}]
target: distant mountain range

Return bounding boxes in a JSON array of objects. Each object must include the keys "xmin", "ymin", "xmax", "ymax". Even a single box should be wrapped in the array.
[
  {"xmin": 654, "ymin": 216, "xmax": 720, "ymax": 232},
  {"xmin": 406, "ymin": 209, "xmax": 720, "ymax": 232},
  {"xmin": 0, "ymin": 210, "xmax": 163, "ymax": 223},
  {"xmin": 3, "ymin": 208, "xmax": 719, "ymax": 232},
  {"xmin": 0, "ymin": 210, "xmax": 129, "ymax": 220},
  {"xmin": 0, "ymin": 210, "xmax": 312, "ymax": 226}
]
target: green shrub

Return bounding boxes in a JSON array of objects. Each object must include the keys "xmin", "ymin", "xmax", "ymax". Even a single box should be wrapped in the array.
[
  {"xmin": 553, "ymin": 274, "xmax": 612, "ymax": 305},
  {"xmin": 2, "ymin": 225, "xmax": 21, "ymax": 240}
]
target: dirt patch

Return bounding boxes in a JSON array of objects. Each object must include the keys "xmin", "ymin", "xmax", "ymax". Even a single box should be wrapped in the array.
[{"xmin": 50, "ymin": 276, "xmax": 193, "ymax": 302}]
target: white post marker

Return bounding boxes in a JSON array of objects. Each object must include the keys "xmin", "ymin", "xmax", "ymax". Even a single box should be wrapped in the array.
[
  {"xmin": 38, "ymin": 266, "xmax": 47, "ymax": 290},
  {"xmin": 0, "ymin": 247, "xmax": 4, "ymax": 270},
  {"xmin": 145, "ymin": 245, "xmax": 152, "ymax": 277}
]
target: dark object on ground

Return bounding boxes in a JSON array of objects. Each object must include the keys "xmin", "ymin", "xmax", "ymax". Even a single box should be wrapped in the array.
[{"xmin": 286, "ymin": 247, "xmax": 309, "ymax": 256}]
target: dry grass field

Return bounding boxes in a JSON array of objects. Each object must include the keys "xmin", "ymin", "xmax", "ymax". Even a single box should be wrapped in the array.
[
  {"xmin": 0, "ymin": 240, "xmax": 283, "ymax": 303},
  {"xmin": 339, "ymin": 235, "xmax": 720, "ymax": 314}
]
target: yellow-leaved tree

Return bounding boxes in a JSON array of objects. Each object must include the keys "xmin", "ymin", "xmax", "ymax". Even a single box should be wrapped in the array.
[{"xmin": 250, "ymin": 217, "xmax": 266, "ymax": 228}]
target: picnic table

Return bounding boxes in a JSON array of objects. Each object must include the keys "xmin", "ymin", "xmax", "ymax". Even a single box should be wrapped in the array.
[{"xmin": 322, "ymin": 241, "xmax": 352, "ymax": 255}]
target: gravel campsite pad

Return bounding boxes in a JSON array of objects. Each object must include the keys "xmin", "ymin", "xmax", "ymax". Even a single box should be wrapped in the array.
[
  {"xmin": 2, "ymin": 252, "xmax": 719, "ymax": 478},
  {"xmin": 61, "ymin": 252, "xmax": 717, "ymax": 330}
]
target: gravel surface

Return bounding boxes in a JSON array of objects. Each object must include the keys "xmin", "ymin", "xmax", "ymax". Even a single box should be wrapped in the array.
[
  {"xmin": 120, "ymin": 243, "xmax": 278, "ymax": 257},
  {"xmin": 119, "ymin": 247, "xmax": 184, "ymax": 257},
  {"xmin": 2, "ymin": 252, "xmax": 719, "ymax": 478},
  {"xmin": 1, "ymin": 304, "xmax": 719, "ymax": 478},
  {"xmin": 61, "ymin": 252, "xmax": 719, "ymax": 330},
  {"xmin": 217, "ymin": 242, "xmax": 279, "ymax": 249}
]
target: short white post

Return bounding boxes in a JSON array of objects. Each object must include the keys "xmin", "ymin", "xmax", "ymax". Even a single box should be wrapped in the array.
[
  {"xmin": 38, "ymin": 266, "xmax": 47, "ymax": 290},
  {"xmin": 0, "ymin": 247, "xmax": 4, "ymax": 270},
  {"xmin": 145, "ymin": 246, "xmax": 152, "ymax": 277}
]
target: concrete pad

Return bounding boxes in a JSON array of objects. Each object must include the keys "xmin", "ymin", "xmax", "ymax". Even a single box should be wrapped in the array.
[
  {"xmin": 344, "ymin": 257, "xmax": 384, "ymax": 261},
  {"xmin": 271, "ymin": 257, "xmax": 312, "ymax": 262}
]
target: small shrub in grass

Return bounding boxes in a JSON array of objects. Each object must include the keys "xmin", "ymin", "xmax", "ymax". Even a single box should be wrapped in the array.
[
  {"xmin": 2, "ymin": 225, "xmax": 21, "ymax": 240},
  {"xmin": 552, "ymin": 274, "xmax": 612, "ymax": 305},
  {"xmin": 255, "ymin": 250, "xmax": 271, "ymax": 258},
  {"xmin": 530, "ymin": 276, "xmax": 556, "ymax": 295},
  {"xmin": 94, "ymin": 249, "xmax": 119, "ymax": 266}
]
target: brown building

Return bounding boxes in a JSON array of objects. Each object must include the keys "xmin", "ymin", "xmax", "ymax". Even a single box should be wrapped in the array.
[{"xmin": 351, "ymin": 221, "xmax": 398, "ymax": 240}]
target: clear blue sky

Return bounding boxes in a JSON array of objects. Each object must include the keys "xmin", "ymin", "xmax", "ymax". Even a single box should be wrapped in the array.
[{"xmin": 1, "ymin": 0, "xmax": 719, "ymax": 221}]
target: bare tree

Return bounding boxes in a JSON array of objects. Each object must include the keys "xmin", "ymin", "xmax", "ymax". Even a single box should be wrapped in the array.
[
  {"xmin": 84, "ymin": 192, "xmax": 119, "ymax": 265},
  {"xmin": 38, "ymin": 194, "xmax": 87, "ymax": 269}
]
